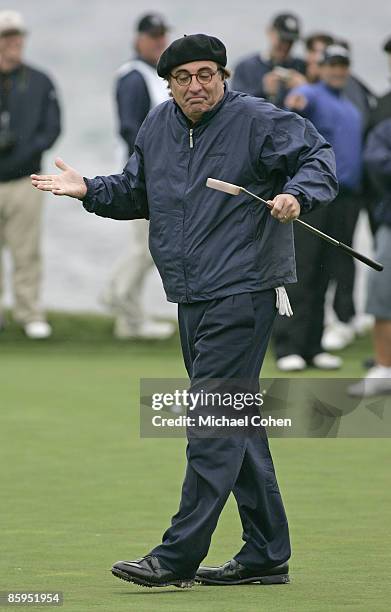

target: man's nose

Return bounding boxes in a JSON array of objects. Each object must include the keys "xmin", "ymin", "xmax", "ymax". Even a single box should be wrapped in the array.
[{"xmin": 188, "ymin": 75, "xmax": 203, "ymax": 91}]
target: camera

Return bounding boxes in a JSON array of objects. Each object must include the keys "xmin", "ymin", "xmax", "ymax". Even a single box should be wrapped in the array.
[{"xmin": 273, "ymin": 66, "xmax": 291, "ymax": 82}]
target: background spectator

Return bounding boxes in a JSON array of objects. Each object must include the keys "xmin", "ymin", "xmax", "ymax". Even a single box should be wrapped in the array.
[
  {"xmin": 368, "ymin": 37, "xmax": 391, "ymax": 130},
  {"xmin": 304, "ymin": 32, "xmax": 334, "ymax": 83},
  {"xmin": 232, "ymin": 13, "xmax": 306, "ymax": 107},
  {"xmin": 0, "ymin": 10, "xmax": 60, "ymax": 338},
  {"xmin": 100, "ymin": 13, "xmax": 174, "ymax": 340},
  {"xmin": 274, "ymin": 44, "xmax": 363, "ymax": 371},
  {"xmin": 336, "ymin": 39, "xmax": 377, "ymax": 131},
  {"xmin": 349, "ymin": 117, "xmax": 391, "ymax": 396},
  {"xmin": 321, "ymin": 41, "xmax": 376, "ymax": 349}
]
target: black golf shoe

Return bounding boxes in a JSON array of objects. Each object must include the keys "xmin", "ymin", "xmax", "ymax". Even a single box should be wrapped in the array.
[
  {"xmin": 111, "ymin": 555, "xmax": 194, "ymax": 588},
  {"xmin": 195, "ymin": 559, "xmax": 289, "ymax": 585}
]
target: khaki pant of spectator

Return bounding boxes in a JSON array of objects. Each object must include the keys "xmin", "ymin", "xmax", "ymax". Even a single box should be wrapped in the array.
[{"xmin": 0, "ymin": 177, "xmax": 44, "ymax": 324}]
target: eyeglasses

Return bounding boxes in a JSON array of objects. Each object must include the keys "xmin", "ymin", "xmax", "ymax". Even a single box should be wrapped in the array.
[{"xmin": 170, "ymin": 69, "xmax": 219, "ymax": 86}]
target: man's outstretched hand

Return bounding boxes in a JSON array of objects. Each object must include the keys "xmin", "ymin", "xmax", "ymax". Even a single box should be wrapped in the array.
[{"xmin": 31, "ymin": 158, "xmax": 87, "ymax": 199}]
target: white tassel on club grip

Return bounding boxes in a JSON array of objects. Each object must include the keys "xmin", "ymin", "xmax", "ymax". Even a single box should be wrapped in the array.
[{"xmin": 275, "ymin": 286, "xmax": 293, "ymax": 317}]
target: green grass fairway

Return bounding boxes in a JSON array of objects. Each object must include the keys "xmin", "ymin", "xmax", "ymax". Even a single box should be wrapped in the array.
[{"xmin": 1, "ymin": 314, "xmax": 390, "ymax": 611}]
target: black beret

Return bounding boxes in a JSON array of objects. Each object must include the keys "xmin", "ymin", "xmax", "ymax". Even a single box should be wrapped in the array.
[{"xmin": 157, "ymin": 33, "xmax": 227, "ymax": 78}]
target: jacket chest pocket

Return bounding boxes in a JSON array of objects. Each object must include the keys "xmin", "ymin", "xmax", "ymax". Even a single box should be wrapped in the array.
[{"xmin": 203, "ymin": 153, "xmax": 226, "ymax": 182}]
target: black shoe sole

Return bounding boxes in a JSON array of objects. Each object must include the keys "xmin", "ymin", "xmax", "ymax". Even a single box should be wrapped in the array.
[
  {"xmin": 111, "ymin": 567, "xmax": 194, "ymax": 589},
  {"xmin": 194, "ymin": 573, "xmax": 290, "ymax": 586}
]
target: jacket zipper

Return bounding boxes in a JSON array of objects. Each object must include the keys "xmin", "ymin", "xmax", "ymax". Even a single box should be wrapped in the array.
[{"xmin": 182, "ymin": 128, "xmax": 195, "ymax": 301}]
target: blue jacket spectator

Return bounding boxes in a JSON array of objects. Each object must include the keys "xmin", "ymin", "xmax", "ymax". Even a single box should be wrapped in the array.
[
  {"xmin": 116, "ymin": 56, "xmax": 169, "ymax": 156},
  {"xmin": 105, "ymin": 13, "xmax": 174, "ymax": 341},
  {"xmin": 288, "ymin": 80, "xmax": 362, "ymax": 191},
  {"xmin": 115, "ymin": 13, "xmax": 169, "ymax": 156},
  {"xmin": 274, "ymin": 45, "xmax": 364, "ymax": 368},
  {"xmin": 116, "ymin": 65, "xmax": 151, "ymax": 156}
]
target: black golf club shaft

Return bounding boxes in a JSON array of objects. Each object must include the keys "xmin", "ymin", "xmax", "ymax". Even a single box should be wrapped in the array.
[{"xmin": 241, "ymin": 188, "xmax": 384, "ymax": 272}]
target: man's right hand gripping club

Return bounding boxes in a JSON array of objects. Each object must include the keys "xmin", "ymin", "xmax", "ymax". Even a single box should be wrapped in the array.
[{"xmin": 31, "ymin": 157, "xmax": 87, "ymax": 199}]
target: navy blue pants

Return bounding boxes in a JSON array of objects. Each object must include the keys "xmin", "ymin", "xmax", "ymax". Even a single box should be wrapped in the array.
[{"xmin": 150, "ymin": 291, "xmax": 291, "ymax": 575}]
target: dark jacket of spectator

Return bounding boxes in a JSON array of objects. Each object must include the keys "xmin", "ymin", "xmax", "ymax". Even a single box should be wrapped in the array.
[
  {"xmin": 116, "ymin": 57, "xmax": 154, "ymax": 156},
  {"xmin": 367, "ymin": 91, "xmax": 391, "ymax": 132},
  {"xmin": 344, "ymin": 75, "xmax": 376, "ymax": 132},
  {"xmin": 364, "ymin": 118, "xmax": 391, "ymax": 226},
  {"xmin": 0, "ymin": 63, "xmax": 60, "ymax": 181},
  {"xmin": 232, "ymin": 54, "xmax": 306, "ymax": 107}
]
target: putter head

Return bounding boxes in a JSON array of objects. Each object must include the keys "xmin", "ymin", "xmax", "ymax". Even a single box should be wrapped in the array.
[{"xmin": 206, "ymin": 178, "xmax": 241, "ymax": 196}]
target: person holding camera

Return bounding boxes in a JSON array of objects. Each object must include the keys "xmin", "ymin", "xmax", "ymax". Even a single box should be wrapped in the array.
[
  {"xmin": 0, "ymin": 11, "xmax": 60, "ymax": 338},
  {"xmin": 232, "ymin": 13, "xmax": 306, "ymax": 108}
]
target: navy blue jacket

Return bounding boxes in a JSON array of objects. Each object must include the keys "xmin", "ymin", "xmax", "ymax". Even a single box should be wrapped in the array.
[
  {"xmin": 232, "ymin": 53, "xmax": 306, "ymax": 108},
  {"xmin": 116, "ymin": 58, "xmax": 151, "ymax": 155},
  {"xmin": 367, "ymin": 91, "xmax": 391, "ymax": 132},
  {"xmin": 82, "ymin": 88, "xmax": 338, "ymax": 303},
  {"xmin": 0, "ymin": 64, "xmax": 61, "ymax": 181},
  {"xmin": 364, "ymin": 118, "xmax": 391, "ymax": 227}
]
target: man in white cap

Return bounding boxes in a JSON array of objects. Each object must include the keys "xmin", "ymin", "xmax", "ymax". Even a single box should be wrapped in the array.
[
  {"xmin": 102, "ymin": 13, "xmax": 175, "ymax": 339},
  {"xmin": 0, "ymin": 10, "xmax": 61, "ymax": 338}
]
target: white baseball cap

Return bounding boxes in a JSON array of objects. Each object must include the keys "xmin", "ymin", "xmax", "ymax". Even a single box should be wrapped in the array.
[{"xmin": 0, "ymin": 10, "xmax": 26, "ymax": 37}]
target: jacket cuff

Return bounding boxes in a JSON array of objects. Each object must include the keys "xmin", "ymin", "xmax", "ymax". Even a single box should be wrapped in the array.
[
  {"xmin": 79, "ymin": 177, "xmax": 95, "ymax": 211},
  {"xmin": 284, "ymin": 189, "xmax": 311, "ymax": 214}
]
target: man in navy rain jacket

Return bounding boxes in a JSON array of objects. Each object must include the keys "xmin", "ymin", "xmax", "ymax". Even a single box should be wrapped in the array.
[{"xmin": 31, "ymin": 34, "xmax": 338, "ymax": 589}]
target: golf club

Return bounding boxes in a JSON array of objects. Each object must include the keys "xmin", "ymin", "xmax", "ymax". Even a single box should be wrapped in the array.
[{"xmin": 206, "ymin": 178, "xmax": 383, "ymax": 272}]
